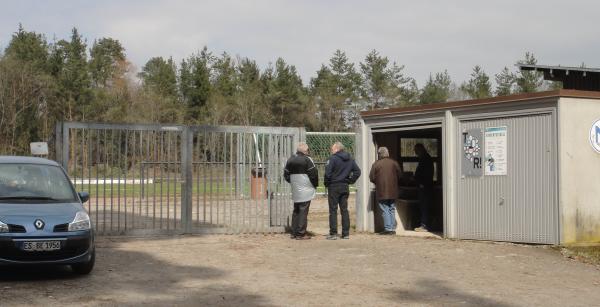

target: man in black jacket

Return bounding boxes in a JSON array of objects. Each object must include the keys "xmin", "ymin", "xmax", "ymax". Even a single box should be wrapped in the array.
[
  {"xmin": 324, "ymin": 142, "xmax": 361, "ymax": 240},
  {"xmin": 284, "ymin": 143, "xmax": 318, "ymax": 240},
  {"xmin": 413, "ymin": 143, "xmax": 434, "ymax": 232}
]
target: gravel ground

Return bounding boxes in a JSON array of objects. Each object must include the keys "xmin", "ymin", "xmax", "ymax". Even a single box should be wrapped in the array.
[{"xmin": 1, "ymin": 196, "xmax": 599, "ymax": 307}]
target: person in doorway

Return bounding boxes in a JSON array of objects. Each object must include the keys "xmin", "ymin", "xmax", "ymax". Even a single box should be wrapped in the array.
[
  {"xmin": 413, "ymin": 143, "xmax": 434, "ymax": 232},
  {"xmin": 324, "ymin": 142, "xmax": 361, "ymax": 240},
  {"xmin": 284, "ymin": 142, "xmax": 318, "ymax": 240},
  {"xmin": 369, "ymin": 147, "xmax": 403, "ymax": 235}
]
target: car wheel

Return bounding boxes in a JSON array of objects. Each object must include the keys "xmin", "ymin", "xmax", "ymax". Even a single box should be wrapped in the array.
[{"xmin": 71, "ymin": 249, "xmax": 95, "ymax": 275}]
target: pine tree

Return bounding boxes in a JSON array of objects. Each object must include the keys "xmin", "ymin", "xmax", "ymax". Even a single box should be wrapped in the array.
[
  {"xmin": 89, "ymin": 38, "xmax": 125, "ymax": 87},
  {"xmin": 138, "ymin": 56, "xmax": 178, "ymax": 97},
  {"xmin": 4, "ymin": 24, "xmax": 49, "ymax": 72},
  {"xmin": 265, "ymin": 58, "xmax": 309, "ymax": 127},
  {"xmin": 360, "ymin": 50, "xmax": 388, "ymax": 109},
  {"xmin": 495, "ymin": 67, "xmax": 515, "ymax": 96},
  {"xmin": 515, "ymin": 52, "xmax": 544, "ymax": 93},
  {"xmin": 460, "ymin": 65, "xmax": 492, "ymax": 99},
  {"xmin": 179, "ymin": 47, "xmax": 212, "ymax": 122},
  {"xmin": 234, "ymin": 58, "xmax": 268, "ymax": 125},
  {"xmin": 310, "ymin": 50, "xmax": 362, "ymax": 130},
  {"xmin": 419, "ymin": 70, "xmax": 452, "ymax": 104},
  {"xmin": 1, "ymin": 25, "xmax": 54, "ymax": 153},
  {"xmin": 360, "ymin": 49, "xmax": 416, "ymax": 109},
  {"xmin": 50, "ymin": 28, "xmax": 92, "ymax": 121},
  {"xmin": 212, "ymin": 52, "xmax": 237, "ymax": 97},
  {"xmin": 138, "ymin": 56, "xmax": 181, "ymax": 122}
]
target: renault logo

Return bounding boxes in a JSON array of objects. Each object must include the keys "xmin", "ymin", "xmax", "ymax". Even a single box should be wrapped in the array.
[{"xmin": 34, "ymin": 219, "xmax": 45, "ymax": 230}]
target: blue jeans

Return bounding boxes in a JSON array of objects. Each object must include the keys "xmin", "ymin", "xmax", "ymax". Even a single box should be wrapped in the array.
[{"xmin": 378, "ymin": 199, "xmax": 397, "ymax": 231}]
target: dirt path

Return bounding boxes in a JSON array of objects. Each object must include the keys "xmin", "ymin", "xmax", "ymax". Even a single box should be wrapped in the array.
[{"xmin": 1, "ymin": 196, "xmax": 599, "ymax": 306}]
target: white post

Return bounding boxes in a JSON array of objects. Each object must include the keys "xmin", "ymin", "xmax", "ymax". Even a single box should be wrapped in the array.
[
  {"xmin": 355, "ymin": 119, "xmax": 374, "ymax": 232},
  {"xmin": 443, "ymin": 110, "xmax": 456, "ymax": 238}
]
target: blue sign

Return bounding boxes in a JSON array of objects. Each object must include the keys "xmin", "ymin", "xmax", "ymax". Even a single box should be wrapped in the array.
[{"xmin": 590, "ymin": 119, "xmax": 600, "ymax": 153}]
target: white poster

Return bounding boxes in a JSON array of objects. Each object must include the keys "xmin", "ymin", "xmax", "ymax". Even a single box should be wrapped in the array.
[{"xmin": 484, "ymin": 126, "xmax": 507, "ymax": 176}]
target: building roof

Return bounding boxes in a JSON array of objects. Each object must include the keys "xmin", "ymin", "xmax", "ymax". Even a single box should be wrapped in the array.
[
  {"xmin": 0, "ymin": 156, "xmax": 59, "ymax": 166},
  {"xmin": 361, "ymin": 89, "xmax": 600, "ymax": 118},
  {"xmin": 518, "ymin": 64, "xmax": 600, "ymax": 91}
]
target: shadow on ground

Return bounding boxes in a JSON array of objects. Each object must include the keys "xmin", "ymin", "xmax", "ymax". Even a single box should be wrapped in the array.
[
  {"xmin": 389, "ymin": 278, "xmax": 515, "ymax": 307},
  {"xmin": 0, "ymin": 236, "xmax": 272, "ymax": 306}
]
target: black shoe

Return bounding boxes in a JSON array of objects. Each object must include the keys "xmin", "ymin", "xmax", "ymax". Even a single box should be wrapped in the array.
[
  {"xmin": 326, "ymin": 234, "xmax": 338, "ymax": 240},
  {"xmin": 290, "ymin": 234, "xmax": 297, "ymax": 239},
  {"xmin": 385, "ymin": 231, "xmax": 396, "ymax": 235},
  {"xmin": 296, "ymin": 235, "xmax": 311, "ymax": 240}
]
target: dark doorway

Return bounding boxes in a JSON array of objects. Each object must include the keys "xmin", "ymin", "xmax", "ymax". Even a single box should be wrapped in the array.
[{"xmin": 372, "ymin": 127, "xmax": 443, "ymax": 233}]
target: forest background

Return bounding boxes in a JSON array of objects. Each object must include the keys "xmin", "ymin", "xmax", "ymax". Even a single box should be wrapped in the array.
[{"xmin": 0, "ymin": 25, "xmax": 560, "ymax": 154}]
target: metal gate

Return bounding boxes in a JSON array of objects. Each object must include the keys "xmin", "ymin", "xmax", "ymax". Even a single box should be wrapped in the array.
[
  {"xmin": 456, "ymin": 113, "xmax": 558, "ymax": 244},
  {"xmin": 55, "ymin": 122, "xmax": 302, "ymax": 235}
]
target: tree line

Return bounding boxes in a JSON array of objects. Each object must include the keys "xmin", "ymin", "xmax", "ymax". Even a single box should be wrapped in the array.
[{"xmin": 0, "ymin": 25, "xmax": 559, "ymax": 154}]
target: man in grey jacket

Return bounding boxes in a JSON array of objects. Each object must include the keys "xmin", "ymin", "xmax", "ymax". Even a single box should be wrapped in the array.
[{"xmin": 284, "ymin": 143, "xmax": 318, "ymax": 240}]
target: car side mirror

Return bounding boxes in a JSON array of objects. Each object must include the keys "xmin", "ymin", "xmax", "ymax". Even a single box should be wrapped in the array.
[{"xmin": 78, "ymin": 192, "xmax": 90, "ymax": 203}]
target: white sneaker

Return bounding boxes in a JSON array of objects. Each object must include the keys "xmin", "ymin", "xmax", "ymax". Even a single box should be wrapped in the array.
[{"xmin": 414, "ymin": 226, "xmax": 429, "ymax": 232}]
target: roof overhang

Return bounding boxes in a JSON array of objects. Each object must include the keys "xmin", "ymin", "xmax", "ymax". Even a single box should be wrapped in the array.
[
  {"xmin": 361, "ymin": 89, "xmax": 600, "ymax": 118},
  {"xmin": 518, "ymin": 64, "xmax": 600, "ymax": 91}
]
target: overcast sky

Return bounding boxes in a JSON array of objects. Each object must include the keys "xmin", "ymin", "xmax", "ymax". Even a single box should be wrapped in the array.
[{"xmin": 1, "ymin": 0, "xmax": 599, "ymax": 86}]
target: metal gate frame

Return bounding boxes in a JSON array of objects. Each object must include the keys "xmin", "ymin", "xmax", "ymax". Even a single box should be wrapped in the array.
[{"xmin": 55, "ymin": 122, "xmax": 305, "ymax": 235}]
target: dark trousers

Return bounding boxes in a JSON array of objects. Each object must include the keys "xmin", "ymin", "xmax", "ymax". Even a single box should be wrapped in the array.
[
  {"xmin": 291, "ymin": 201, "xmax": 311, "ymax": 236},
  {"xmin": 418, "ymin": 185, "xmax": 433, "ymax": 228},
  {"xmin": 327, "ymin": 184, "xmax": 350, "ymax": 236}
]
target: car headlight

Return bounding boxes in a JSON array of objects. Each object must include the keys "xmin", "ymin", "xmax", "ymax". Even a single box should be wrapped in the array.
[
  {"xmin": 68, "ymin": 211, "xmax": 91, "ymax": 231},
  {"xmin": 0, "ymin": 220, "xmax": 8, "ymax": 233}
]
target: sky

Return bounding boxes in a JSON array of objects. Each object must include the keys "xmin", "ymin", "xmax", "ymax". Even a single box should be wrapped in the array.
[{"xmin": 1, "ymin": 0, "xmax": 599, "ymax": 87}]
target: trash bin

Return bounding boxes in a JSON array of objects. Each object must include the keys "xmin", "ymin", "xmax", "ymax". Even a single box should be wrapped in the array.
[{"xmin": 251, "ymin": 167, "xmax": 267, "ymax": 200}]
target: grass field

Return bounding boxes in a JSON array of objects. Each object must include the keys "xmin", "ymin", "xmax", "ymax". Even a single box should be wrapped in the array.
[
  {"xmin": 75, "ymin": 181, "xmax": 238, "ymax": 196},
  {"xmin": 72, "ymin": 180, "xmax": 354, "ymax": 196}
]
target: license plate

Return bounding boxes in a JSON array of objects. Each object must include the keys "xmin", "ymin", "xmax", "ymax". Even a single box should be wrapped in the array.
[{"xmin": 22, "ymin": 241, "xmax": 61, "ymax": 252}]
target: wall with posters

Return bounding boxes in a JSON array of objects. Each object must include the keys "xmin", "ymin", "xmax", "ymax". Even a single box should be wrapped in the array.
[{"xmin": 456, "ymin": 114, "xmax": 557, "ymax": 244}]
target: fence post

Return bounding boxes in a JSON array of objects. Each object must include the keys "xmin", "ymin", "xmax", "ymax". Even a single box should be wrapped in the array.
[
  {"xmin": 181, "ymin": 127, "xmax": 193, "ymax": 233},
  {"xmin": 61, "ymin": 122, "xmax": 70, "ymax": 170},
  {"xmin": 54, "ymin": 121, "xmax": 63, "ymax": 164},
  {"xmin": 298, "ymin": 127, "xmax": 306, "ymax": 143}
]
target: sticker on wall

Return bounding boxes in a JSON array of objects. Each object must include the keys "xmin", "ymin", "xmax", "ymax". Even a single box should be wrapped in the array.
[
  {"xmin": 461, "ymin": 128, "xmax": 483, "ymax": 177},
  {"xmin": 484, "ymin": 126, "xmax": 507, "ymax": 176},
  {"xmin": 590, "ymin": 119, "xmax": 600, "ymax": 153}
]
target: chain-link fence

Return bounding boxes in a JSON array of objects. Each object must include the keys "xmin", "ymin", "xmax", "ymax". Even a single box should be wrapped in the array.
[{"xmin": 305, "ymin": 132, "xmax": 356, "ymax": 193}]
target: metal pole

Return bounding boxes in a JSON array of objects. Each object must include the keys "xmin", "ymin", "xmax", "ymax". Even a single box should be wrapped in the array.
[
  {"xmin": 54, "ymin": 122, "xmax": 63, "ymax": 165},
  {"xmin": 61, "ymin": 124, "xmax": 69, "ymax": 172},
  {"xmin": 181, "ymin": 127, "xmax": 193, "ymax": 233}
]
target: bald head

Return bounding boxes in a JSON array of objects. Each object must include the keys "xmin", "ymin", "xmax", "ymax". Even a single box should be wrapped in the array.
[
  {"xmin": 296, "ymin": 142, "xmax": 309, "ymax": 155},
  {"xmin": 330, "ymin": 141, "xmax": 345, "ymax": 154}
]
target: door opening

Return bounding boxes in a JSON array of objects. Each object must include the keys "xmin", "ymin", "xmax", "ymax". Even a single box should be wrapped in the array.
[{"xmin": 372, "ymin": 127, "xmax": 443, "ymax": 234}]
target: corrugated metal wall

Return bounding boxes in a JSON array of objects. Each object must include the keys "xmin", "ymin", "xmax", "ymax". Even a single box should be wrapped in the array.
[{"xmin": 457, "ymin": 113, "xmax": 558, "ymax": 244}]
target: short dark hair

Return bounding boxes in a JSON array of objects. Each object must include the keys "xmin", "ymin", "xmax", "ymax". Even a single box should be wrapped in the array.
[{"xmin": 414, "ymin": 143, "xmax": 426, "ymax": 151}]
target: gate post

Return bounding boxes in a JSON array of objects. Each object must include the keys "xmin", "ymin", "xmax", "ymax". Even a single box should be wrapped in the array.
[
  {"xmin": 298, "ymin": 127, "xmax": 306, "ymax": 143},
  {"xmin": 61, "ymin": 122, "xmax": 70, "ymax": 170},
  {"xmin": 181, "ymin": 127, "xmax": 194, "ymax": 233},
  {"xmin": 54, "ymin": 121, "xmax": 63, "ymax": 164}
]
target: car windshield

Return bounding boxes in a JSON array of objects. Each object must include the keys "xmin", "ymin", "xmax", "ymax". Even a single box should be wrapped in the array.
[{"xmin": 0, "ymin": 163, "xmax": 77, "ymax": 202}]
